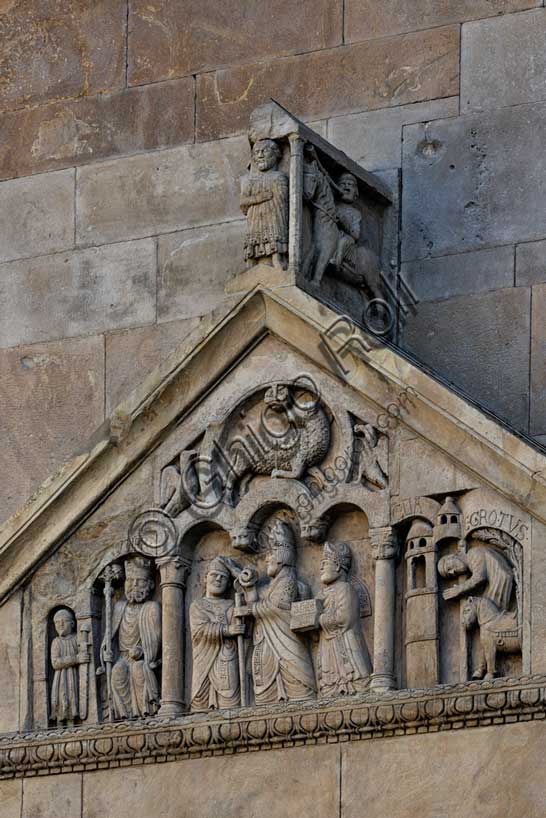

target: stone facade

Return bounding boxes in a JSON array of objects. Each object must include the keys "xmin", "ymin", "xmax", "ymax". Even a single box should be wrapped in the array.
[
  {"xmin": 2, "ymin": 4, "xmax": 546, "ymax": 817},
  {"xmin": 3, "ymin": 3, "xmax": 546, "ymax": 528},
  {"xmin": 0, "ymin": 279, "xmax": 545, "ymax": 817}
]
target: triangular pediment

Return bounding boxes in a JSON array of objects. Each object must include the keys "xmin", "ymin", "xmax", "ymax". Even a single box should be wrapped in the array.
[
  {"xmin": 2, "ymin": 280, "xmax": 546, "ymax": 777},
  {"xmin": 1, "ymin": 283, "xmax": 545, "ymax": 603}
]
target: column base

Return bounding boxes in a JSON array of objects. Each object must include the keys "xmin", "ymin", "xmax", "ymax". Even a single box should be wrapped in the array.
[
  {"xmin": 370, "ymin": 673, "xmax": 396, "ymax": 692},
  {"xmin": 158, "ymin": 701, "xmax": 185, "ymax": 718}
]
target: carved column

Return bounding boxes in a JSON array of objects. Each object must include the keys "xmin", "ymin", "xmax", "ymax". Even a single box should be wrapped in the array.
[
  {"xmin": 157, "ymin": 556, "xmax": 191, "ymax": 718},
  {"xmin": 288, "ymin": 133, "xmax": 304, "ymax": 275},
  {"xmin": 370, "ymin": 526, "xmax": 398, "ymax": 691}
]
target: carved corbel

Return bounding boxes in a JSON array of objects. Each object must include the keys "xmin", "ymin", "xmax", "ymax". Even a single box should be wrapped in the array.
[
  {"xmin": 300, "ymin": 519, "xmax": 329, "ymax": 544},
  {"xmin": 231, "ymin": 525, "xmax": 259, "ymax": 553}
]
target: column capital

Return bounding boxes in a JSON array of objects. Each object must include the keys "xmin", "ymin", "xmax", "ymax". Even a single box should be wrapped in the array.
[
  {"xmin": 370, "ymin": 526, "xmax": 398, "ymax": 561},
  {"xmin": 288, "ymin": 132, "xmax": 304, "ymax": 147},
  {"xmin": 156, "ymin": 555, "xmax": 192, "ymax": 588}
]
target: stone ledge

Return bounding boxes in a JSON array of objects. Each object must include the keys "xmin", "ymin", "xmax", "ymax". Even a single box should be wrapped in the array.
[{"xmin": 1, "ymin": 675, "xmax": 545, "ymax": 779}]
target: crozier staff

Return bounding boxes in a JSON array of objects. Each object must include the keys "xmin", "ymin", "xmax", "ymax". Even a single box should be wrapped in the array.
[
  {"xmin": 102, "ymin": 556, "xmax": 161, "ymax": 719},
  {"xmin": 234, "ymin": 521, "xmax": 316, "ymax": 704}
]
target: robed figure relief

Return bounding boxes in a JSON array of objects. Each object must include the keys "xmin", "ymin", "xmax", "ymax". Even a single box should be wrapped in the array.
[
  {"xmin": 235, "ymin": 521, "xmax": 316, "ymax": 704},
  {"xmin": 439, "ymin": 538, "xmax": 521, "ymax": 680},
  {"xmin": 316, "ymin": 542, "xmax": 372, "ymax": 696},
  {"xmin": 50, "ymin": 609, "xmax": 80, "ymax": 725},
  {"xmin": 104, "ymin": 556, "xmax": 162, "ymax": 719},
  {"xmin": 240, "ymin": 138, "xmax": 289, "ymax": 269},
  {"xmin": 190, "ymin": 557, "xmax": 244, "ymax": 711},
  {"xmin": 332, "ymin": 172, "xmax": 362, "ymax": 272}
]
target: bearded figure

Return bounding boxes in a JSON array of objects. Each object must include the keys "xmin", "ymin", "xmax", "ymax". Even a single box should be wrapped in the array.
[{"xmin": 108, "ymin": 556, "xmax": 162, "ymax": 719}]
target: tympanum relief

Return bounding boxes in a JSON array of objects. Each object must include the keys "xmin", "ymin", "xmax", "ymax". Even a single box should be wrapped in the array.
[
  {"xmin": 33, "ymin": 364, "xmax": 529, "ymax": 736},
  {"xmin": 402, "ymin": 497, "xmax": 523, "ymax": 689}
]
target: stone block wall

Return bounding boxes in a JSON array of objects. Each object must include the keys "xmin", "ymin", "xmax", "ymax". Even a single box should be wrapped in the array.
[
  {"xmin": 3, "ymin": 722, "xmax": 546, "ymax": 817},
  {"xmin": 2, "ymin": 0, "xmax": 546, "ymax": 524}
]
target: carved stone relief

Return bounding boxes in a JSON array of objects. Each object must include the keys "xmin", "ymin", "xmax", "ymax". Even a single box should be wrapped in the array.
[
  {"xmin": 49, "ymin": 608, "xmax": 90, "ymax": 726},
  {"xmin": 398, "ymin": 494, "xmax": 524, "ymax": 689},
  {"xmin": 156, "ymin": 381, "xmax": 387, "ymax": 537},
  {"xmin": 235, "ymin": 519, "xmax": 316, "ymax": 705},
  {"xmin": 240, "ymin": 138, "xmax": 289, "ymax": 270},
  {"xmin": 26, "ymin": 363, "xmax": 530, "ymax": 744},
  {"xmin": 3, "ymin": 297, "xmax": 532, "ymax": 794},
  {"xmin": 190, "ymin": 556, "xmax": 242, "ymax": 711},
  {"xmin": 97, "ymin": 557, "xmax": 162, "ymax": 720},
  {"xmin": 439, "ymin": 528, "xmax": 522, "ymax": 682},
  {"xmin": 237, "ymin": 102, "xmax": 396, "ymax": 319},
  {"xmin": 314, "ymin": 541, "xmax": 372, "ymax": 696}
]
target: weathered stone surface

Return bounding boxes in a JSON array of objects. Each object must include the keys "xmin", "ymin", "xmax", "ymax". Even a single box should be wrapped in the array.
[
  {"xmin": 462, "ymin": 9, "xmax": 546, "ymax": 113},
  {"xmin": 402, "ymin": 245, "xmax": 515, "ymax": 303},
  {"xmin": 83, "ymin": 744, "xmax": 339, "ymax": 818},
  {"xmin": 77, "ymin": 138, "xmax": 247, "ymax": 246},
  {"xmin": 0, "ymin": 594, "xmax": 21, "ymax": 733},
  {"xmin": 399, "ymin": 438, "xmax": 478, "ymax": 498},
  {"xmin": 343, "ymin": 721, "xmax": 546, "ymax": 818},
  {"xmin": 128, "ymin": 0, "xmax": 343, "ymax": 85},
  {"xmin": 401, "ymin": 287, "xmax": 530, "ymax": 431},
  {"xmin": 0, "ymin": 779, "xmax": 21, "ymax": 818},
  {"xmin": 402, "ymin": 102, "xmax": 546, "ymax": 261},
  {"xmin": 530, "ymin": 518, "xmax": 546, "ymax": 672},
  {"xmin": 0, "ymin": 78, "xmax": 195, "ymax": 182},
  {"xmin": 0, "ymin": 170, "xmax": 74, "ymax": 263},
  {"xmin": 158, "ymin": 220, "xmax": 246, "ymax": 323},
  {"xmin": 0, "ymin": 0, "xmax": 126, "ymax": 112},
  {"xmin": 196, "ymin": 26, "xmax": 460, "ymax": 141},
  {"xmin": 530, "ymin": 283, "xmax": 546, "ymax": 435},
  {"xmin": 22, "ymin": 774, "xmax": 81, "ymax": 818},
  {"xmin": 328, "ymin": 97, "xmax": 459, "ymax": 171},
  {"xmin": 0, "ymin": 336, "xmax": 104, "ymax": 525},
  {"xmin": 346, "ymin": 0, "xmax": 541, "ymax": 41},
  {"xmin": 105, "ymin": 317, "xmax": 201, "ymax": 414},
  {"xmin": 0, "ymin": 240, "xmax": 156, "ymax": 348},
  {"xmin": 516, "ymin": 239, "xmax": 546, "ymax": 287}
]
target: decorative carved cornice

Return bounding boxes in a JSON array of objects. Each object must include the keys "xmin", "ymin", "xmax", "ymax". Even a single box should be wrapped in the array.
[{"xmin": 1, "ymin": 676, "xmax": 545, "ymax": 779}]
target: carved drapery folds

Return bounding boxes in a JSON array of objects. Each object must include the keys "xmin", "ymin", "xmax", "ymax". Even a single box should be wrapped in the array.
[
  {"xmin": 238, "ymin": 101, "xmax": 396, "ymax": 314},
  {"xmin": 396, "ymin": 496, "xmax": 524, "ymax": 690},
  {"xmin": 49, "ymin": 608, "xmax": 90, "ymax": 726},
  {"xmin": 39, "ymin": 371, "xmax": 528, "ymax": 732},
  {"xmin": 38, "ymin": 374, "xmax": 528, "ymax": 740}
]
